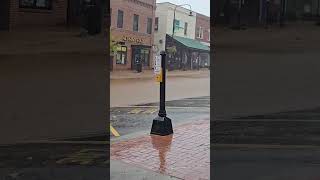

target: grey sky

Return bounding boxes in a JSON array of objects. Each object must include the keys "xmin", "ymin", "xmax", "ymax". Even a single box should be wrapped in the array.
[{"xmin": 156, "ymin": 0, "xmax": 210, "ymax": 17}]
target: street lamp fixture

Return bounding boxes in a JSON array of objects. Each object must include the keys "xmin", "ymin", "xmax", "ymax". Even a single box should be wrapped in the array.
[{"xmin": 172, "ymin": 4, "xmax": 193, "ymax": 37}]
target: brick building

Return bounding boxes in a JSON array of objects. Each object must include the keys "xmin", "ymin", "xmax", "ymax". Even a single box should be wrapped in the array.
[
  {"xmin": 195, "ymin": 13, "xmax": 210, "ymax": 67},
  {"xmin": 0, "ymin": 0, "xmax": 106, "ymax": 31},
  {"xmin": 110, "ymin": 0, "xmax": 156, "ymax": 71},
  {"xmin": 0, "ymin": 0, "xmax": 67, "ymax": 31},
  {"xmin": 195, "ymin": 13, "xmax": 210, "ymax": 46}
]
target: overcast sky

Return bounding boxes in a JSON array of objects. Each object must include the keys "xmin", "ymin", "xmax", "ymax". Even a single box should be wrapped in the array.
[{"xmin": 156, "ymin": 0, "xmax": 210, "ymax": 17}]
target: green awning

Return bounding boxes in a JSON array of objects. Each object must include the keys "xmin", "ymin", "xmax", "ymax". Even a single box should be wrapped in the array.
[{"xmin": 171, "ymin": 35, "xmax": 210, "ymax": 51}]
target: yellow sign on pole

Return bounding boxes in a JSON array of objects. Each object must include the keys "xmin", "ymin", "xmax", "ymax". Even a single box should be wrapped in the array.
[
  {"xmin": 154, "ymin": 55, "xmax": 162, "ymax": 82},
  {"xmin": 155, "ymin": 70, "xmax": 162, "ymax": 82}
]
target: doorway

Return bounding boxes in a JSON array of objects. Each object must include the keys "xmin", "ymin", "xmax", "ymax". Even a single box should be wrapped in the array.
[
  {"xmin": 0, "ymin": 0, "xmax": 10, "ymax": 31},
  {"xmin": 131, "ymin": 46, "xmax": 151, "ymax": 70}
]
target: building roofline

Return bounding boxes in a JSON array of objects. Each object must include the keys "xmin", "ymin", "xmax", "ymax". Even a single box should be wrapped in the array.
[{"xmin": 156, "ymin": 2, "xmax": 210, "ymax": 17}]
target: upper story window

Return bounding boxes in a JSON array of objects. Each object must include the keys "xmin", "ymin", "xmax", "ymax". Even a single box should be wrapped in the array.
[
  {"xmin": 133, "ymin": 14, "xmax": 139, "ymax": 32},
  {"xmin": 155, "ymin": 17, "xmax": 159, "ymax": 31},
  {"xmin": 20, "ymin": 0, "xmax": 52, "ymax": 9},
  {"xmin": 117, "ymin": 10, "xmax": 124, "ymax": 28},
  {"xmin": 147, "ymin": 18, "xmax": 153, "ymax": 34},
  {"xmin": 184, "ymin": 22, "xmax": 188, "ymax": 35},
  {"xmin": 174, "ymin": 19, "xmax": 180, "ymax": 29},
  {"xmin": 208, "ymin": 29, "xmax": 210, "ymax": 41},
  {"xmin": 196, "ymin": 27, "xmax": 204, "ymax": 39}
]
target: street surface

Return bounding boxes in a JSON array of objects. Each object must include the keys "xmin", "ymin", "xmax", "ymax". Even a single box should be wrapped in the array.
[
  {"xmin": 110, "ymin": 73, "xmax": 210, "ymax": 107},
  {"xmin": 213, "ymin": 23, "xmax": 320, "ymax": 180}
]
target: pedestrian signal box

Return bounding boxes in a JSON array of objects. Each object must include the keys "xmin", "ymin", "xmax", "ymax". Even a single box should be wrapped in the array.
[{"xmin": 154, "ymin": 56, "xmax": 162, "ymax": 82}]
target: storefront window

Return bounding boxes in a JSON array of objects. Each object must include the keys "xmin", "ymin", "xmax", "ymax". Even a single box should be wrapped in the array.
[
  {"xmin": 116, "ymin": 46, "xmax": 127, "ymax": 64},
  {"xmin": 20, "ymin": 0, "xmax": 52, "ymax": 9}
]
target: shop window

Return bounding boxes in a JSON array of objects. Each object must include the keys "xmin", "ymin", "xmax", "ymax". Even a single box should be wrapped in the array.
[
  {"xmin": 116, "ymin": 46, "xmax": 127, "ymax": 64},
  {"xmin": 147, "ymin": 18, "xmax": 152, "ymax": 34},
  {"xmin": 133, "ymin": 14, "xmax": 139, "ymax": 32},
  {"xmin": 117, "ymin": 10, "xmax": 124, "ymax": 28},
  {"xmin": 20, "ymin": 0, "xmax": 52, "ymax": 9},
  {"xmin": 155, "ymin": 17, "xmax": 159, "ymax": 31}
]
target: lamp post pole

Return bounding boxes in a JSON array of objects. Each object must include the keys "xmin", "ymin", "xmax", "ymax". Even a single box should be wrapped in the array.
[{"xmin": 172, "ymin": 4, "xmax": 192, "ymax": 37}]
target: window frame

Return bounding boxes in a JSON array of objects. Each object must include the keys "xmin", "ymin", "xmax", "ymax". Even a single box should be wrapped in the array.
[
  {"xmin": 19, "ymin": 0, "xmax": 52, "ymax": 10},
  {"xmin": 133, "ymin": 14, "xmax": 139, "ymax": 32},
  {"xmin": 115, "ymin": 46, "xmax": 127, "ymax": 65},
  {"xmin": 147, "ymin": 17, "xmax": 153, "ymax": 34},
  {"xmin": 117, "ymin": 10, "xmax": 124, "ymax": 28},
  {"xmin": 154, "ymin": 17, "xmax": 159, "ymax": 31},
  {"xmin": 184, "ymin": 22, "xmax": 188, "ymax": 35}
]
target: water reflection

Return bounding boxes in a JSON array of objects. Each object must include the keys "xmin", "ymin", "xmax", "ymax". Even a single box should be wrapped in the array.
[{"xmin": 151, "ymin": 134, "xmax": 173, "ymax": 174}]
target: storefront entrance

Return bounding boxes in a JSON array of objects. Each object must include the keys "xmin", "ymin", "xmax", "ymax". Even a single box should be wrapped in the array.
[
  {"xmin": 0, "ymin": 0, "xmax": 10, "ymax": 31},
  {"xmin": 131, "ymin": 46, "xmax": 151, "ymax": 70}
]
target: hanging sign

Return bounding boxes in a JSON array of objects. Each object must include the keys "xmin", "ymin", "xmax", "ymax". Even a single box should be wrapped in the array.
[{"xmin": 154, "ymin": 56, "xmax": 162, "ymax": 82}]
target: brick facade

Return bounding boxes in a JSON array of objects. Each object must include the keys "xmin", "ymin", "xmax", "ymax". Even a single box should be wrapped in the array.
[
  {"xmin": 110, "ymin": 0, "xmax": 156, "ymax": 71},
  {"xmin": 195, "ymin": 13, "xmax": 210, "ymax": 44},
  {"xmin": 8, "ymin": 0, "xmax": 68, "ymax": 30}
]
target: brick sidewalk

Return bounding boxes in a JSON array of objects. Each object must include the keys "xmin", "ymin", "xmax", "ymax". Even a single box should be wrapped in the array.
[{"xmin": 111, "ymin": 119, "xmax": 210, "ymax": 180}]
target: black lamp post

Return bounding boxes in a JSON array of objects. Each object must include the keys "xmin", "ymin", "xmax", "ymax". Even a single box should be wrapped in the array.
[{"xmin": 151, "ymin": 51, "xmax": 173, "ymax": 136}]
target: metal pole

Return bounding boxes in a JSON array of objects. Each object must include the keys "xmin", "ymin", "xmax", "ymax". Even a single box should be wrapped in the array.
[
  {"xmin": 173, "ymin": 7, "xmax": 176, "ymax": 37},
  {"xmin": 150, "ymin": 51, "xmax": 173, "ymax": 136},
  {"xmin": 158, "ymin": 51, "xmax": 166, "ymax": 117}
]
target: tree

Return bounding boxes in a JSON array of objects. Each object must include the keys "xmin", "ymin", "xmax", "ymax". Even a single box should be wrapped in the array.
[{"xmin": 110, "ymin": 32, "xmax": 120, "ymax": 56}]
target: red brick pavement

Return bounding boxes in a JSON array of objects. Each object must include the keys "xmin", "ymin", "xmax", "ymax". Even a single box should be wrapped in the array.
[{"xmin": 111, "ymin": 119, "xmax": 210, "ymax": 180}]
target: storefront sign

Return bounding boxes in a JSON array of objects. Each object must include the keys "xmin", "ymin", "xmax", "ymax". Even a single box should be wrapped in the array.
[
  {"xmin": 154, "ymin": 56, "xmax": 162, "ymax": 82},
  {"xmin": 123, "ymin": 36, "xmax": 143, "ymax": 43}
]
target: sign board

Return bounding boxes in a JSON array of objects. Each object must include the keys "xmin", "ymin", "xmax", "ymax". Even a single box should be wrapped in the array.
[{"xmin": 154, "ymin": 56, "xmax": 162, "ymax": 82}]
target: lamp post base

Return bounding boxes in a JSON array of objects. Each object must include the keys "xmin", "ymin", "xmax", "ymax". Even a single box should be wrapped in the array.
[{"xmin": 150, "ymin": 116, "xmax": 173, "ymax": 136}]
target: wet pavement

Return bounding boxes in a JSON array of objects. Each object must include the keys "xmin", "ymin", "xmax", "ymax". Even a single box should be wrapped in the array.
[
  {"xmin": 111, "ymin": 119, "xmax": 210, "ymax": 180},
  {"xmin": 0, "ymin": 143, "xmax": 108, "ymax": 180},
  {"xmin": 213, "ymin": 24, "xmax": 320, "ymax": 179},
  {"xmin": 111, "ymin": 96, "xmax": 210, "ymax": 137},
  {"xmin": 110, "ymin": 96, "xmax": 210, "ymax": 180},
  {"xmin": 213, "ymin": 145, "xmax": 320, "ymax": 180}
]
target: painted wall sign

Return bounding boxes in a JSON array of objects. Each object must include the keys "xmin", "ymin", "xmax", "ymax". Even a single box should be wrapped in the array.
[{"xmin": 122, "ymin": 36, "xmax": 143, "ymax": 43}]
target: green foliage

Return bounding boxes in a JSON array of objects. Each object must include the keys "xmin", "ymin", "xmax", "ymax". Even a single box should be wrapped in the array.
[{"xmin": 110, "ymin": 32, "xmax": 120, "ymax": 56}]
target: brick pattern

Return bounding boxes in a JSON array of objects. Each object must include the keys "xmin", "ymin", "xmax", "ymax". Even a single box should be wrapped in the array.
[
  {"xmin": 9, "ymin": 0, "xmax": 67, "ymax": 30},
  {"xmin": 110, "ymin": 0, "xmax": 156, "ymax": 70},
  {"xmin": 111, "ymin": 120, "xmax": 210, "ymax": 180},
  {"xmin": 195, "ymin": 13, "xmax": 210, "ymax": 44}
]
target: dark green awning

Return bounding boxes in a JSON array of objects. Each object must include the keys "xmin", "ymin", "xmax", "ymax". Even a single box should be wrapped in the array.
[{"xmin": 171, "ymin": 35, "xmax": 210, "ymax": 51}]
